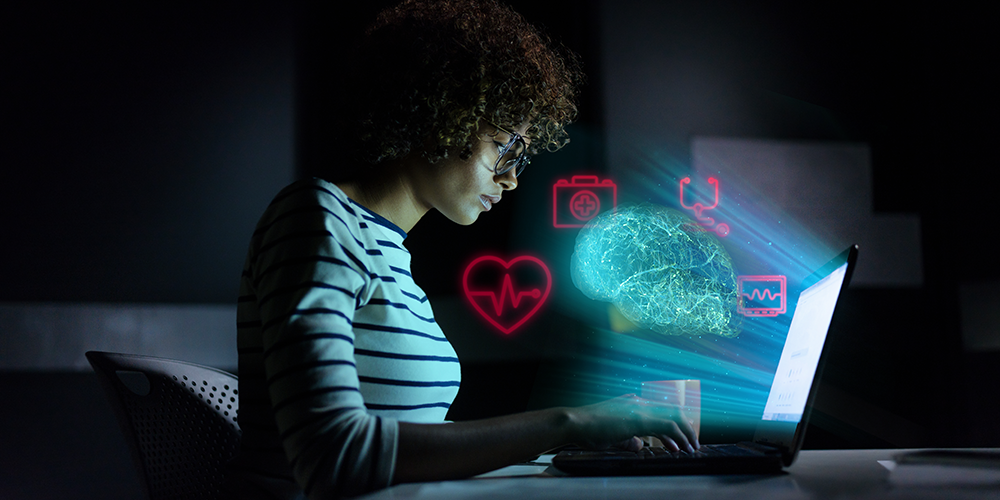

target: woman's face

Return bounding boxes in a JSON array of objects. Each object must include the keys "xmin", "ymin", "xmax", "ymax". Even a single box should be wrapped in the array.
[{"xmin": 414, "ymin": 122, "xmax": 529, "ymax": 225}]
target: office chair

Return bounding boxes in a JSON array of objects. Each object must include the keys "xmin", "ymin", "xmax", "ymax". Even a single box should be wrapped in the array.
[{"xmin": 86, "ymin": 351, "xmax": 241, "ymax": 500}]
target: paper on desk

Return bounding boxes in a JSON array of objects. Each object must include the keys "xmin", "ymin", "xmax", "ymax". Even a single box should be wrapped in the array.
[
  {"xmin": 887, "ymin": 463, "xmax": 1000, "ymax": 486},
  {"xmin": 474, "ymin": 465, "xmax": 549, "ymax": 479},
  {"xmin": 880, "ymin": 455, "xmax": 1000, "ymax": 487},
  {"xmin": 474, "ymin": 455, "xmax": 556, "ymax": 479}
]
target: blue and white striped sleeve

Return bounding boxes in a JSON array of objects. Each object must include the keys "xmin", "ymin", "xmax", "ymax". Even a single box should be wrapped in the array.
[{"xmin": 250, "ymin": 193, "xmax": 398, "ymax": 499}]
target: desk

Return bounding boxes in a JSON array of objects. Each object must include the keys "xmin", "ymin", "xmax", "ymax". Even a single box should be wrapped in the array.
[{"xmin": 359, "ymin": 449, "xmax": 1000, "ymax": 499}]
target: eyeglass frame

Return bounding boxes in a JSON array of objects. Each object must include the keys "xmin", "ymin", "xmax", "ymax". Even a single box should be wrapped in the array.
[{"xmin": 489, "ymin": 123, "xmax": 531, "ymax": 178}]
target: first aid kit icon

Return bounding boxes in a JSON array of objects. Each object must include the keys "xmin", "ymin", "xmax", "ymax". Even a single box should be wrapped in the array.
[{"xmin": 552, "ymin": 175, "xmax": 617, "ymax": 228}]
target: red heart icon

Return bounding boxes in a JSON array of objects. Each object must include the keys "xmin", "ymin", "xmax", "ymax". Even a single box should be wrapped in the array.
[{"xmin": 462, "ymin": 255, "xmax": 552, "ymax": 334}]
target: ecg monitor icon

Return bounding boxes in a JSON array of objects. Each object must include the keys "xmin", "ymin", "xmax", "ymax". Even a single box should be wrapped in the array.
[
  {"xmin": 737, "ymin": 275, "xmax": 787, "ymax": 317},
  {"xmin": 469, "ymin": 274, "xmax": 543, "ymax": 316}
]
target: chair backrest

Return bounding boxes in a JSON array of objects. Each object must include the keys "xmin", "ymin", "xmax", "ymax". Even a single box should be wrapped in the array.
[{"xmin": 86, "ymin": 351, "xmax": 241, "ymax": 500}]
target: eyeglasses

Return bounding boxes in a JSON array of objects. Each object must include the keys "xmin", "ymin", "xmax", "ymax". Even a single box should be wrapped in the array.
[{"xmin": 490, "ymin": 124, "xmax": 530, "ymax": 178}]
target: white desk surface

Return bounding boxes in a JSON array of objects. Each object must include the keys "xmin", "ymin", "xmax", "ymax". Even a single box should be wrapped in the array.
[{"xmin": 359, "ymin": 449, "xmax": 1000, "ymax": 499}]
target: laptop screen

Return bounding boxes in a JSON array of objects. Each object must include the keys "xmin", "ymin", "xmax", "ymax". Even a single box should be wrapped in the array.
[
  {"xmin": 760, "ymin": 261, "xmax": 848, "ymax": 423},
  {"xmin": 751, "ymin": 246, "xmax": 855, "ymax": 461}
]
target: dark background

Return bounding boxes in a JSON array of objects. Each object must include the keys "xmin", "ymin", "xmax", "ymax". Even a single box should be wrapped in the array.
[{"xmin": 2, "ymin": 1, "xmax": 998, "ymax": 498}]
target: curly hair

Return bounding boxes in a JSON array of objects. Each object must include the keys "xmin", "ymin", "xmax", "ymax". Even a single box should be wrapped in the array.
[{"xmin": 347, "ymin": 0, "xmax": 584, "ymax": 165}]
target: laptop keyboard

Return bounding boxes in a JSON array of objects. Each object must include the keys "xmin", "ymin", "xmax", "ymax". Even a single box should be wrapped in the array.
[{"xmin": 572, "ymin": 444, "xmax": 767, "ymax": 460}]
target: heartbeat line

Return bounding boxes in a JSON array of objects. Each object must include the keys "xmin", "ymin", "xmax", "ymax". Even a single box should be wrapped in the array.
[
  {"xmin": 742, "ymin": 288, "xmax": 783, "ymax": 301},
  {"xmin": 467, "ymin": 274, "xmax": 542, "ymax": 316}
]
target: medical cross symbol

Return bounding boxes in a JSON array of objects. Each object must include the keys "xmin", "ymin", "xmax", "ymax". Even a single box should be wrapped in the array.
[{"xmin": 570, "ymin": 190, "xmax": 600, "ymax": 221}]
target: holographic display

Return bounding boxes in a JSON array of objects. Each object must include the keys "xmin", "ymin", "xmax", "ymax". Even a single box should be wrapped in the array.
[{"xmin": 571, "ymin": 203, "xmax": 742, "ymax": 338}]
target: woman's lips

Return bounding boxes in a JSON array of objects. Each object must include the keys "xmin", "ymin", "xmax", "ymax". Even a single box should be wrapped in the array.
[{"xmin": 480, "ymin": 194, "xmax": 500, "ymax": 211}]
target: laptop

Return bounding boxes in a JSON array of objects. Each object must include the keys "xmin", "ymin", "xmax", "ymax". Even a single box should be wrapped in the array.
[{"xmin": 552, "ymin": 244, "xmax": 859, "ymax": 475}]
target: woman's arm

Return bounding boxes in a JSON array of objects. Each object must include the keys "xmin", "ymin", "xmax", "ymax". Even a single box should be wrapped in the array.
[
  {"xmin": 394, "ymin": 394, "xmax": 699, "ymax": 483},
  {"xmin": 394, "ymin": 407, "xmax": 568, "ymax": 483}
]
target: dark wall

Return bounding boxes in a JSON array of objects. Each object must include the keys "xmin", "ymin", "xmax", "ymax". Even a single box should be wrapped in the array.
[
  {"xmin": 0, "ymin": 2, "xmax": 296, "ymax": 304},
  {"xmin": 1, "ymin": 4, "xmax": 295, "ymax": 498}
]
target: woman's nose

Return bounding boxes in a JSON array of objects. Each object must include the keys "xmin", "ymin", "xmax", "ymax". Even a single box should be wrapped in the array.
[{"xmin": 496, "ymin": 169, "xmax": 518, "ymax": 190}]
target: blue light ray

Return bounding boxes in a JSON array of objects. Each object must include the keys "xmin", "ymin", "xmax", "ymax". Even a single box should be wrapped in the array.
[{"xmin": 534, "ymin": 326, "xmax": 778, "ymax": 424}]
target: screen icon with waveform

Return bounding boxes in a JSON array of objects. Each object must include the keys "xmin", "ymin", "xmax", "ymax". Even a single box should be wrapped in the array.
[
  {"xmin": 462, "ymin": 255, "xmax": 552, "ymax": 334},
  {"xmin": 737, "ymin": 275, "xmax": 787, "ymax": 317}
]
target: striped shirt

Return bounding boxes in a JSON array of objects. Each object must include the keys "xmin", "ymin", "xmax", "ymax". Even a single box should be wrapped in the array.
[{"xmin": 226, "ymin": 178, "xmax": 461, "ymax": 499}]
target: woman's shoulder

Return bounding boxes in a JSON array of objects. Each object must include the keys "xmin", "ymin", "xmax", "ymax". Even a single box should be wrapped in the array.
[
  {"xmin": 268, "ymin": 177, "xmax": 353, "ymax": 214},
  {"xmin": 258, "ymin": 177, "xmax": 406, "ymax": 249},
  {"xmin": 251, "ymin": 177, "xmax": 368, "ymax": 245}
]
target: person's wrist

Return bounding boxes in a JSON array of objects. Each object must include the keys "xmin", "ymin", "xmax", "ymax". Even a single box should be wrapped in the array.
[{"xmin": 550, "ymin": 406, "xmax": 577, "ymax": 446}]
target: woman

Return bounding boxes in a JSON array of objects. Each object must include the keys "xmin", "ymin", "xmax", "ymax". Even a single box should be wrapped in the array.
[{"xmin": 226, "ymin": 1, "xmax": 698, "ymax": 498}]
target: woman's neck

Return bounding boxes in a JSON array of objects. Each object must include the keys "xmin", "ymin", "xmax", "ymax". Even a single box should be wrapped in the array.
[{"xmin": 336, "ymin": 163, "xmax": 430, "ymax": 233}]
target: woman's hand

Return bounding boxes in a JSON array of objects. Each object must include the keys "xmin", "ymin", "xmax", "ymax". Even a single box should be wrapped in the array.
[
  {"xmin": 394, "ymin": 397, "xmax": 698, "ymax": 484},
  {"xmin": 564, "ymin": 393, "xmax": 700, "ymax": 453}
]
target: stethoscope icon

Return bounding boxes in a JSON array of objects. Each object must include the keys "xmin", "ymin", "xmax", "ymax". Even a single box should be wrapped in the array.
[{"xmin": 679, "ymin": 177, "xmax": 730, "ymax": 237}]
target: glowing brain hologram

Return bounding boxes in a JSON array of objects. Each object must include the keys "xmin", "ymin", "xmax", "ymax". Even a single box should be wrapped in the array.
[{"xmin": 571, "ymin": 203, "xmax": 743, "ymax": 338}]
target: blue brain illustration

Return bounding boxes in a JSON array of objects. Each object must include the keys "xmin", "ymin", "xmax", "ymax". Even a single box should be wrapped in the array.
[{"xmin": 571, "ymin": 203, "xmax": 742, "ymax": 338}]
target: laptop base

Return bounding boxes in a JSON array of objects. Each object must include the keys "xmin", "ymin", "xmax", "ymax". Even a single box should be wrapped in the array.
[{"xmin": 553, "ymin": 443, "xmax": 785, "ymax": 476}]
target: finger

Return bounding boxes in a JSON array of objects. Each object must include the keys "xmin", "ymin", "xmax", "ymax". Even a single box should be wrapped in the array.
[
  {"xmin": 658, "ymin": 435, "xmax": 680, "ymax": 452},
  {"xmin": 653, "ymin": 407, "xmax": 698, "ymax": 449},
  {"xmin": 613, "ymin": 436, "xmax": 643, "ymax": 452},
  {"xmin": 675, "ymin": 413, "xmax": 700, "ymax": 450},
  {"xmin": 661, "ymin": 421, "xmax": 694, "ymax": 453},
  {"xmin": 627, "ymin": 436, "xmax": 643, "ymax": 451}
]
